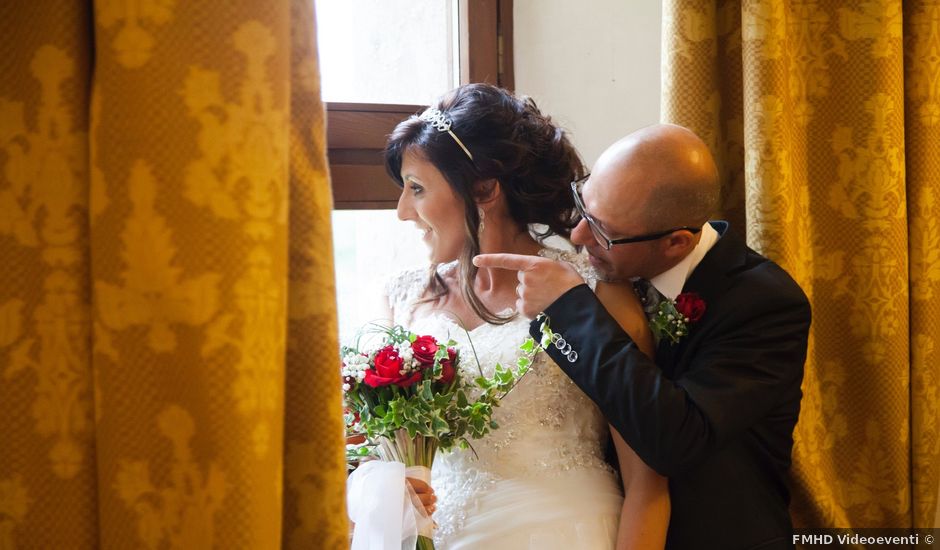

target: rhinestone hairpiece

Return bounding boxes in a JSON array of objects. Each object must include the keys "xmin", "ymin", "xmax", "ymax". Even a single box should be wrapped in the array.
[
  {"xmin": 417, "ymin": 107, "xmax": 474, "ymax": 161},
  {"xmin": 419, "ymin": 108, "xmax": 452, "ymax": 132}
]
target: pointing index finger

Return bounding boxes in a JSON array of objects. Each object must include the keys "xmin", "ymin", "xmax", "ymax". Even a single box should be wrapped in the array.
[{"xmin": 472, "ymin": 253, "xmax": 540, "ymax": 271}]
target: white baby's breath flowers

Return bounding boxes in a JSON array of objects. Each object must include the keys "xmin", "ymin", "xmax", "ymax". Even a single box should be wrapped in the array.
[
  {"xmin": 397, "ymin": 343, "xmax": 414, "ymax": 360},
  {"xmin": 342, "ymin": 351, "xmax": 370, "ymax": 382},
  {"xmin": 393, "ymin": 342, "xmax": 421, "ymax": 373}
]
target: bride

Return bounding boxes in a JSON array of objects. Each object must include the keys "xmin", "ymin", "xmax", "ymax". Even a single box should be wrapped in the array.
[{"xmin": 380, "ymin": 84, "xmax": 669, "ymax": 549}]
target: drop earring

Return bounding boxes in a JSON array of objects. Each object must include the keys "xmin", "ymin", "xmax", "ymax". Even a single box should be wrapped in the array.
[{"xmin": 478, "ymin": 207, "xmax": 486, "ymax": 236}]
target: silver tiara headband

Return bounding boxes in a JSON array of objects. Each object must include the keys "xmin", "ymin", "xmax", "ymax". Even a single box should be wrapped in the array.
[{"xmin": 418, "ymin": 107, "xmax": 474, "ymax": 161}]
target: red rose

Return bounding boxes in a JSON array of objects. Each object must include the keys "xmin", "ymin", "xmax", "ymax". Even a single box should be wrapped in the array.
[
  {"xmin": 411, "ymin": 335, "xmax": 439, "ymax": 367},
  {"xmin": 373, "ymin": 346, "xmax": 403, "ymax": 378},
  {"xmin": 363, "ymin": 345, "xmax": 423, "ymax": 388},
  {"xmin": 398, "ymin": 371, "xmax": 423, "ymax": 388},
  {"xmin": 438, "ymin": 348, "xmax": 458, "ymax": 385},
  {"xmin": 675, "ymin": 292, "xmax": 706, "ymax": 323},
  {"xmin": 363, "ymin": 367, "xmax": 422, "ymax": 388}
]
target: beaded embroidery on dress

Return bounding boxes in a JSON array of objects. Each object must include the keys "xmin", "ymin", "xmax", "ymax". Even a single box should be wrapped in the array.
[{"xmin": 385, "ymin": 248, "xmax": 623, "ymax": 549}]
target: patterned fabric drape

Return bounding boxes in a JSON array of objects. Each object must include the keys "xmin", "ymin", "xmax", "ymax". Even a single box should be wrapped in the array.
[
  {"xmin": 0, "ymin": 1, "xmax": 348, "ymax": 548},
  {"xmin": 663, "ymin": 0, "xmax": 940, "ymax": 528}
]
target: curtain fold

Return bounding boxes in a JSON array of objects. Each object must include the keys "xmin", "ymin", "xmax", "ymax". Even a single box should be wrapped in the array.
[
  {"xmin": 0, "ymin": 2, "xmax": 97, "ymax": 547},
  {"xmin": 0, "ymin": 1, "xmax": 348, "ymax": 547},
  {"xmin": 663, "ymin": 0, "xmax": 940, "ymax": 529},
  {"xmin": 905, "ymin": 1, "xmax": 940, "ymax": 529}
]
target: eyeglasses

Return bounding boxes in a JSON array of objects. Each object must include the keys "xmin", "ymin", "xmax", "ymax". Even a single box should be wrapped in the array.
[{"xmin": 571, "ymin": 175, "xmax": 702, "ymax": 250}]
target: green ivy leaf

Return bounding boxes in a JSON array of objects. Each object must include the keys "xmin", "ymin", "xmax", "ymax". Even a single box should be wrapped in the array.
[{"xmin": 519, "ymin": 338, "xmax": 535, "ymax": 354}]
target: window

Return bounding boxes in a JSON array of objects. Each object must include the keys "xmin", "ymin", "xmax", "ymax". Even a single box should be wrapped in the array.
[
  {"xmin": 316, "ymin": 0, "xmax": 514, "ymax": 342},
  {"xmin": 331, "ymin": 210, "xmax": 428, "ymax": 342},
  {"xmin": 316, "ymin": 0, "xmax": 458, "ymax": 106}
]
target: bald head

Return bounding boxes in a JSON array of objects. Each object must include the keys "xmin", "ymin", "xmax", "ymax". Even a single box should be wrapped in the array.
[{"xmin": 593, "ymin": 123, "xmax": 720, "ymax": 231}]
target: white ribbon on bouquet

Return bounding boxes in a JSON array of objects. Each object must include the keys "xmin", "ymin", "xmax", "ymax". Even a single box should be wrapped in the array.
[{"xmin": 347, "ymin": 461, "xmax": 434, "ymax": 549}]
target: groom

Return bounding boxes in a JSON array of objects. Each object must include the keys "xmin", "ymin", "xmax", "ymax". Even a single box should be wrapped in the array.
[{"xmin": 474, "ymin": 124, "xmax": 811, "ymax": 550}]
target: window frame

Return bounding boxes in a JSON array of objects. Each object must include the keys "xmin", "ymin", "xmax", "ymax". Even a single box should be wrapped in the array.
[{"xmin": 326, "ymin": 0, "xmax": 514, "ymax": 210}]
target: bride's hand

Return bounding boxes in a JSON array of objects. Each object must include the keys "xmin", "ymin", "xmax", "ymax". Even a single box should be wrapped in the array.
[{"xmin": 406, "ymin": 477, "xmax": 437, "ymax": 516}]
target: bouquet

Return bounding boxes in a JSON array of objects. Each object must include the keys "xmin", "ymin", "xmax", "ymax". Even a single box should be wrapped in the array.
[{"xmin": 342, "ymin": 319, "xmax": 549, "ymax": 550}]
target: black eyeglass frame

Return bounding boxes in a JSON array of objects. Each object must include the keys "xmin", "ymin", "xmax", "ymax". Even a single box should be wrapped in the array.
[{"xmin": 571, "ymin": 175, "xmax": 702, "ymax": 250}]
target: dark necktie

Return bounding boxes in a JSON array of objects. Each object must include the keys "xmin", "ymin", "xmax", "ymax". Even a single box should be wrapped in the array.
[{"xmin": 633, "ymin": 278, "xmax": 665, "ymax": 321}]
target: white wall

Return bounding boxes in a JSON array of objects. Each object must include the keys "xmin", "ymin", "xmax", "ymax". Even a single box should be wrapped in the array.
[{"xmin": 514, "ymin": 0, "xmax": 663, "ymax": 168}]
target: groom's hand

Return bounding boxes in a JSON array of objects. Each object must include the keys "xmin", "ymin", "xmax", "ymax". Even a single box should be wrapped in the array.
[{"xmin": 473, "ymin": 253, "xmax": 584, "ymax": 318}]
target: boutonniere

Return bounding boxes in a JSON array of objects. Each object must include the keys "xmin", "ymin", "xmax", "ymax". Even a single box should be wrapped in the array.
[{"xmin": 649, "ymin": 292, "xmax": 706, "ymax": 345}]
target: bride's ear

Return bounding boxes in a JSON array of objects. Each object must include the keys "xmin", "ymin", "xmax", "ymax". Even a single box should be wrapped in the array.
[{"xmin": 473, "ymin": 179, "xmax": 501, "ymax": 206}]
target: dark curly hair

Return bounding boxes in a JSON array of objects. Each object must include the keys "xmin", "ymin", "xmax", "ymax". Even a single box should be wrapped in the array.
[{"xmin": 384, "ymin": 83, "xmax": 584, "ymax": 325}]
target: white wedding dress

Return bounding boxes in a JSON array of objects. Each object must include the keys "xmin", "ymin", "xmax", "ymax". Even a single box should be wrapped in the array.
[{"xmin": 386, "ymin": 249, "xmax": 623, "ymax": 549}]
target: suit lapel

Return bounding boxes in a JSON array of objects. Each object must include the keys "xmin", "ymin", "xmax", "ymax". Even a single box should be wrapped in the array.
[{"xmin": 656, "ymin": 221, "xmax": 748, "ymax": 377}]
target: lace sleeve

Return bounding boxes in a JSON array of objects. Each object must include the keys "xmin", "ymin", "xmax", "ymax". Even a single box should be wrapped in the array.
[
  {"xmin": 538, "ymin": 248, "xmax": 598, "ymax": 291},
  {"xmin": 383, "ymin": 266, "xmax": 429, "ymax": 327}
]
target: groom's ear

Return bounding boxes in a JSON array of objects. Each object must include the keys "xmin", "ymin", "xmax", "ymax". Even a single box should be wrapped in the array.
[
  {"xmin": 473, "ymin": 179, "xmax": 501, "ymax": 205},
  {"xmin": 660, "ymin": 230, "xmax": 697, "ymax": 260}
]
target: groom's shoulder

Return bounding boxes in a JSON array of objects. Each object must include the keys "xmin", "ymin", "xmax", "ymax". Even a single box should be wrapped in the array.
[
  {"xmin": 704, "ymin": 223, "xmax": 808, "ymax": 306},
  {"xmin": 733, "ymin": 245, "xmax": 810, "ymax": 314}
]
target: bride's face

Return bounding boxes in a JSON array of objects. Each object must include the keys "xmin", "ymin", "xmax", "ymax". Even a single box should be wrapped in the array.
[{"xmin": 397, "ymin": 148, "xmax": 467, "ymax": 264}]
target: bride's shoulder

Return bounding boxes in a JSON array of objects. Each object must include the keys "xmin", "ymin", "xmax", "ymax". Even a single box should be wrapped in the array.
[
  {"xmin": 384, "ymin": 266, "xmax": 428, "ymax": 310},
  {"xmin": 384, "ymin": 261, "xmax": 457, "ymax": 320},
  {"xmin": 538, "ymin": 247, "xmax": 598, "ymax": 289}
]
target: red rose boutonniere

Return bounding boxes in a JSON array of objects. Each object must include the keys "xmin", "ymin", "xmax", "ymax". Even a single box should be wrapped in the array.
[
  {"xmin": 675, "ymin": 292, "xmax": 706, "ymax": 323},
  {"xmin": 650, "ymin": 292, "xmax": 706, "ymax": 345}
]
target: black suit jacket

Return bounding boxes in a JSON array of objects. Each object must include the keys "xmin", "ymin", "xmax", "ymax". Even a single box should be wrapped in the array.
[{"xmin": 531, "ymin": 221, "xmax": 811, "ymax": 550}]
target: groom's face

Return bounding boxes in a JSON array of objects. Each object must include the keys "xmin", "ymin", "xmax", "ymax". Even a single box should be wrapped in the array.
[{"xmin": 572, "ymin": 174, "xmax": 660, "ymax": 282}]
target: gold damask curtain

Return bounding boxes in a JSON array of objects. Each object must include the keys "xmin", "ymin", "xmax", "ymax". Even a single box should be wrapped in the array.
[
  {"xmin": 0, "ymin": 1, "xmax": 347, "ymax": 548},
  {"xmin": 663, "ymin": 0, "xmax": 940, "ymax": 529}
]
